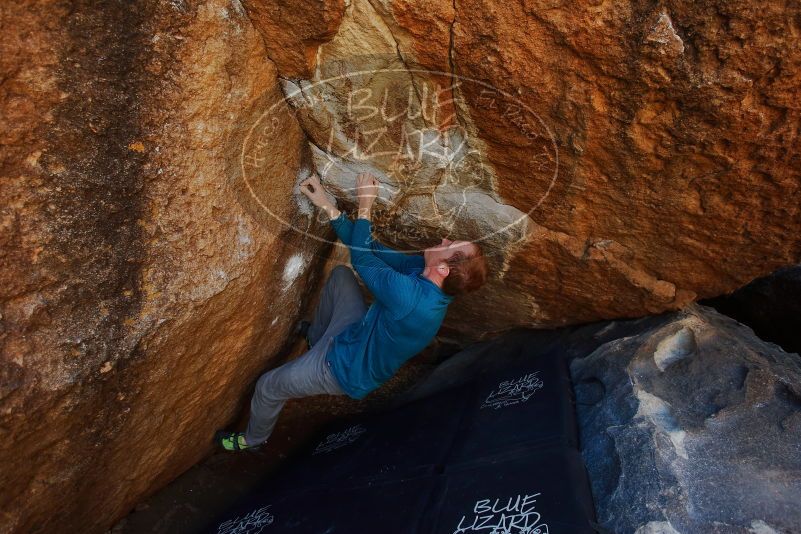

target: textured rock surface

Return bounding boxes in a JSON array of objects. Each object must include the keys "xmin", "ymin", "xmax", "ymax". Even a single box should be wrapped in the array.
[
  {"xmin": 3, "ymin": 0, "xmax": 801, "ymax": 532},
  {"xmin": 705, "ymin": 265, "xmax": 801, "ymax": 355},
  {"xmin": 242, "ymin": 0, "xmax": 345, "ymax": 79},
  {"xmin": 571, "ymin": 305, "xmax": 801, "ymax": 533},
  {"xmin": 0, "ymin": 1, "xmax": 328, "ymax": 532},
  {"xmin": 243, "ymin": 0, "xmax": 801, "ymax": 337}
]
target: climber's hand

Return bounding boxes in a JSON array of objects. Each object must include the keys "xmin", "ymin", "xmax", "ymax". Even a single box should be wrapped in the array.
[
  {"xmin": 300, "ymin": 174, "xmax": 340, "ymax": 220},
  {"xmin": 355, "ymin": 172, "xmax": 379, "ymax": 207},
  {"xmin": 355, "ymin": 173, "xmax": 379, "ymax": 220},
  {"xmin": 300, "ymin": 174, "xmax": 331, "ymax": 208}
]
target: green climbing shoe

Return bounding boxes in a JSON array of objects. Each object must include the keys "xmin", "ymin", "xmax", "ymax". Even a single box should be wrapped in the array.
[{"xmin": 215, "ymin": 430, "xmax": 259, "ymax": 452}]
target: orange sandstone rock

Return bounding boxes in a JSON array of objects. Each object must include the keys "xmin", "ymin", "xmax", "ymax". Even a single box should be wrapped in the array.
[
  {"xmin": 2, "ymin": 1, "xmax": 801, "ymax": 532},
  {"xmin": 0, "ymin": 1, "xmax": 328, "ymax": 532},
  {"xmin": 243, "ymin": 0, "xmax": 345, "ymax": 78},
  {"xmin": 243, "ymin": 0, "xmax": 801, "ymax": 336}
]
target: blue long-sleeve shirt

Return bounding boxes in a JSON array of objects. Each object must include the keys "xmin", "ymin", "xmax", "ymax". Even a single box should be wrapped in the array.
[{"xmin": 325, "ymin": 213, "xmax": 453, "ymax": 399}]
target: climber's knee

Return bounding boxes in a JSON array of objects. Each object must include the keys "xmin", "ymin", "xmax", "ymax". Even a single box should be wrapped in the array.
[
  {"xmin": 251, "ymin": 370, "xmax": 281, "ymax": 407},
  {"xmin": 330, "ymin": 264, "xmax": 355, "ymax": 282}
]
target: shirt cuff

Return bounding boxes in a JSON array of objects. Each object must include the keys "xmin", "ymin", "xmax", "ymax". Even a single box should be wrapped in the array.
[{"xmin": 352, "ymin": 217, "xmax": 372, "ymax": 248}]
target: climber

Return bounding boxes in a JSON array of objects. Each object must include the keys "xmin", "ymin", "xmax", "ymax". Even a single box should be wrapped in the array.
[{"xmin": 215, "ymin": 172, "xmax": 488, "ymax": 451}]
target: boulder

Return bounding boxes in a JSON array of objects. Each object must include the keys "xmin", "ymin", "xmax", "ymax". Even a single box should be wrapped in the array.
[
  {"xmin": 2, "ymin": 0, "xmax": 801, "ymax": 532},
  {"xmin": 571, "ymin": 305, "xmax": 801, "ymax": 533},
  {"xmin": 0, "ymin": 1, "xmax": 328, "ymax": 532},
  {"xmin": 242, "ymin": 0, "xmax": 801, "ymax": 337}
]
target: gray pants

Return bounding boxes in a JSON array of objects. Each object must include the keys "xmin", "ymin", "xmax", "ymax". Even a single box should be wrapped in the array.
[{"xmin": 244, "ymin": 265, "xmax": 367, "ymax": 446}]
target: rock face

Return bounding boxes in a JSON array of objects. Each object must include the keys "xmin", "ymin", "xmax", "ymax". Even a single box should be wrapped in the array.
[
  {"xmin": 0, "ymin": 1, "xmax": 328, "ymax": 532},
  {"xmin": 704, "ymin": 265, "xmax": 801, "ymax": 355},
  {"xmin": 571, "ymin": 305, "xmax": 801, "ymax": 533},
  {"xmin": 2, "ymin": 0, "xmax": 801, "ymax": 533},
  {"xmin": 244, "ymin": 0, "xmax": 801, "ymax": 337}
]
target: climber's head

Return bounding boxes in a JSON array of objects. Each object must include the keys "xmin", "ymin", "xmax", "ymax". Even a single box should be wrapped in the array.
[{"xmin": 423, "ymin": 239, "xmax": 488, "ymax": 296}]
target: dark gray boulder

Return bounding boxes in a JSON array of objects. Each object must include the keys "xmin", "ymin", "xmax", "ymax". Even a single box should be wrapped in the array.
[{"xmin": 571, "ymin": 304, "xmax": 801, "ymax": 534}]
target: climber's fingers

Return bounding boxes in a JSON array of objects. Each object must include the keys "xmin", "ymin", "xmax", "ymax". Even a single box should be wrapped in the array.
[
  {"xmin": 356, "ymin": 173, "xmax": 380, "ymax": 188},
  {"xmin": 356, "ymin": 172, "xmax": 371, "ymax": 184},
  {"xmin": 299, "ymin": 179, "xmax": 312, "ymax": 193},
  {"xmin": 355, "ymin": 173, "xmax": 380, "ymax": 201},
  {"xmin": 299, "ymin": 175, "xmax": 320, "ymax": 195},
  {"xmin": 299, "ymin": 174, "xmax": 321, "ymax": 192}
]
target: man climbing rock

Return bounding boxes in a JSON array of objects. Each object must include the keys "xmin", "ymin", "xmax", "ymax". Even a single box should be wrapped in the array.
[{"xmin": 216, "ymin": 172, "xmax": 488, "ymax": 451}]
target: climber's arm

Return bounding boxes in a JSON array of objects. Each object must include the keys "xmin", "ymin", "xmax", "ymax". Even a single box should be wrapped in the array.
[
  {"xmin": 299, "ymin": 175, "xmax": 339, "ymax": 213},
  {"xmin": 345, "ymin": 172, "xmax": 417, "ymax": 313},
  {"xmin": 331, "ymin": 212, "xmax": 423, "ymax": 272},
  {"xmin": 327, "ymin": 173, "xmax": 422, "ymax": 271},
  {"xmin": 370, "ymin": 240, "xmax": 425, "ymax": 274},
  {"xmin": 301, "ymin": 174, "xmax": 424, "ymax": 274},
  {"xmin": 329, "ymin": 212, "xmax": 354, "ymax": 245},
  {"xmin": 299, "ymin": 174, "xmax": 349, "ymax": 243},
  {"xmin": 349, "ymin": 217, "xmax": 417, "ymax": 315}
]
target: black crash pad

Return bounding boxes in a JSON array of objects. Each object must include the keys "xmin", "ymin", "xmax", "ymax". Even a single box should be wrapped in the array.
[
  {"xmin": 268, "ymin": 386, "xmax": 471, "ymax": 492},
  {"xmin": 210, "ymin": 475, "xmax": 439, "ymax": 534},
  {"xmin": 206, "ymin": 332, "xmax": 596, "ymax": 534},
  {"xmin": 344, "ymin": 386, "xmax": 470, "ymax": 483},
  {"xmin": 428, "ymin": 448, "xmax": 597, "ymax": 534},
  {"xmin": 445, "ymin": 345, "xmax": 578, "ymax": 465}
]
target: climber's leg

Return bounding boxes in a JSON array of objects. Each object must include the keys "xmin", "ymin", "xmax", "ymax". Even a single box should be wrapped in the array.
[
  {"xmin": 306, "ymin": 265, "xmax": 367, "ymax": 346},
  {"xmin": 220, "ymin": 265, "xmax": 366, "ymax": 450},
  {"xmin": 242, "ymin": 339, "xmax": 344, "ymax": 447}
]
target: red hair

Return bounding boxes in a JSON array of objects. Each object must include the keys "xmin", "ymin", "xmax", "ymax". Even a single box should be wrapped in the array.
[{"xmin": 442, "ymin": 244, "xmax": 488, "ymax": 295}]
